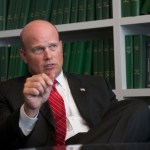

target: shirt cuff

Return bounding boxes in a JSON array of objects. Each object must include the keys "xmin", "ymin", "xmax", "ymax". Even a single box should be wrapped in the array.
[{"xmin": 19, "ymin": 104, "xmax": 38, "ymax": 136}]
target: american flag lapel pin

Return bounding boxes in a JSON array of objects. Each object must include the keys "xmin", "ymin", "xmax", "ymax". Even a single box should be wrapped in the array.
[{"xmin": 80, "ymin": 88, "xmax": 85, "ymax": 91}]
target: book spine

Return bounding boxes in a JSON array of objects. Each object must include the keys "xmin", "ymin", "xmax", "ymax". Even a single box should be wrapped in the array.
[
  {"xmin": 83, "ymin": 40, "xmax": 92, "ymax": 75},
  {"xmin": 102, "ymin": 0, "xmax": 110, "ymax": 19},
  {"xmin": 97, "ymin": 39, "xmax": 104, "ymax": 77},
  {"xmin": 121, "ymin": 0, "xmax": 130, "ymax": 17},
  {"xmin": 56, "ymin": 0, "xmax": 65, "ymax": 24},
  {"xmin": 77, "ymin": 0, "xmax": 87, "ymax": 22},
  {"xmin": 63, "ymin": 0, "xmax": 72, "ymax": 24},
  {"xmin": 92, "ymin": 40, "xmax": 98, "ymax": 76},
  {"xmin": 125, "ymin": 35, "xmax": 134, "ymax": 89},
  {"xmin": 133, "ymin": 35, "xmax": 147, "ymax": 88},
  {"xmin": 86, "ymin": 0, "xmax": 95, "ymax": 21},
  {"xmin": 95, "ymin": 0, "xmax": 103, "ymax": 20},
  {"xmin": 63, "ymin": 42, "xmax": 71, "ymax": 72}
]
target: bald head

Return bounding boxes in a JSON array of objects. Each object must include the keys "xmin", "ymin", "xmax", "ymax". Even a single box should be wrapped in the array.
[{"xmin": 20, "ymin": 20, "xmax": 59, "ymax": 50}]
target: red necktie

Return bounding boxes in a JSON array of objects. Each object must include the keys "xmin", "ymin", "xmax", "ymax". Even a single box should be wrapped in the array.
[{"xmin": 48, "ymin": 80, "xmax": 66, "ymax": 145}]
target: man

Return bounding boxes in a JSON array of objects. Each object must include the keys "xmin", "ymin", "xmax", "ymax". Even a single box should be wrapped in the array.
[{"xmin": 0, "ymin": 20, "xmax": 150, "ymax": 149}]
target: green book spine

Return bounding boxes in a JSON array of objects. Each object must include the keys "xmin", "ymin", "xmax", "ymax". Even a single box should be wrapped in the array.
[
  {"xmin": 109, "ymin": 0, "xmax": 113, "ymax": 18},
  {"xmin": 28, "ymin": 0, "xmax": 37, "ymax": 22},
  {"xmin": 147, "ymin": 40, "xmax": 150, "ymax": 88},
  {"xmin": 6, "ymin": 0, "xmax": 16, "ymax": 30},
  {"xmin": 50, "ymin": 0, "xmax": 59, "ymax": 24},
  {"xmin": 97, "ymin": 39, "xmax": 104, "ymax": 77},
  {"xmin": 70, "ymin": 0, "xmax": 78, "ymax": 23},
  {"xmin": 18, "ymin": 0, "xmax": 30, "ymax": 28},
  {"xmin": 0, "ymin": 0, "xmax": 8, "ymax": 30},
  {"xmin": 63, "ymin": 0, "xmax": 71, "ymax": 24},
  {"xmin": 7, "ymin": 45, "xmax": 17, "ymax": 80},
  {"xmin": 133, "ymin": 35, "xmax": 147, "ymax": 88},
  {"xmin": 140, "ymin": 0, "xmax": 150, "ymax": 15},
  {"xmin": 102, "ymin": 0, "xmax": 110, "ymax": 19},
  {"xmin": 74, "ymin": 41, "xmax": 86, "ymax": 74},
  {"xmin": 13, "ymin": 0, "xmax": 22, "ymax": 29},
  {"xmin": 14, "ymin": 45, "xmax": 29, "ymax": 77},
  {"xmin": 121, "ymin": 0, "xmax": 130, "ymax": 17},
  {"xmin": 95, "ymin": 0, "xmax": 103, "ymax": 20},
  {"xmin": 83, "ymin": 40, "xmax": 92, "ymax": 75},
  {"xmin": 109, "ymin": 38, "xmax": 115, "ymax": 89},
  {"xmin": 130, "ymin": 0, "xmax": 140, "ymax": 16},
  {"xmin": 34, "ymin": 0, "xmax": 41, "ymax": 20},
  {"xmin": 63, "ymin": 42, "xmax": 71, "ymax": 72},
  {"xmin": 86, "ymin": 0, "xmax": 95, "ymax": 21},
  {"xmin": 40, "ymin": 0, "xmax": 52, "ymax": 20},
  {"xmin": 125, "ymin": 35, "xmax": 134, "ymax": 89},
  {"xmin": 77, "ymin": 0, "xmax": 87, "ymax": 22},
  {"xmin": 1, "ymin": 46, "xmax": 10, "ymax": 81},
  {"xmin": 56, "ymin": 0, "xmax": 65, "ymax": 24},
  {"xmin": 92, "ymin": 40, "xmax": 98, "ymax": 76},
  {"xmin": 68, "ymin": 42, "xmax": 77, "ymax": 73},
  {"xmin": 103, "ymin": 38, "xmax": 110, "ymax": 82}
]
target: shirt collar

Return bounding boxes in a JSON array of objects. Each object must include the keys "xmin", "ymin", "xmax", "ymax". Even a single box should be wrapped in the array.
[{"xmin": 55, "ymin": 70, "xmax": 66, "ymax": 90}]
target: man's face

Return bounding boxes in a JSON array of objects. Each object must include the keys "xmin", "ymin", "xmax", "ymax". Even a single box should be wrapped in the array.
[{"xmin": 20, "ymin": 25, "xmax": 63, "ymax": 78}]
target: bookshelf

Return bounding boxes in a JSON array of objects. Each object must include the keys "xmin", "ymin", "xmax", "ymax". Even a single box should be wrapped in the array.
[{"xmin": 0, "ymin": 0, "xmax": 150, "ymax": 100}]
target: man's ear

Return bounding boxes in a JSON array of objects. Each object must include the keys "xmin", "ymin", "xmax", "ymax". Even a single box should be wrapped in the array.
[{"xmin": 20, "ymin": 49, "xmax": 28, "ymax": 64}]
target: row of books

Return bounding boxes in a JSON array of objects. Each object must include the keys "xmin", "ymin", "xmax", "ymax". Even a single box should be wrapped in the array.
[
  {"xmin": 0, "ymin": 0, "xmax": 112, "ymax": 31},
  {"xmin": 63, "ymin": 39, "xmax": 115, "ymax": 89},
  {"xmin": 121, "ymin": 0, "xmax": 150, "ymax": 17},
  {"xmin": 0, "ymin": 38, "xmax": 115, "ymax": 89},
  {"xmin": 125, "ymin": 34, "xmax": 150, "ymax": 89}
]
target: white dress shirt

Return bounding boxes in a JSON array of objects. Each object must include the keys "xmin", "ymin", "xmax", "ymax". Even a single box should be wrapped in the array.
[{"xmin": 19, "ymin": 71, "xmax": 90, "ymax": 140}]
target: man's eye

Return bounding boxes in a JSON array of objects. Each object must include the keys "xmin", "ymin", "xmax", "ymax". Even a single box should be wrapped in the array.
[
  {"xmin": 49, "ymin": 44, "xmax": 58, "ymax": 50},
  {"xmin": 32, "ymin": 47, "xmax": 44, "ymax": 54}
]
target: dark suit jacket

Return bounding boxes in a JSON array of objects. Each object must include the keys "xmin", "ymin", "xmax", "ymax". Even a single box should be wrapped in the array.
[{"xmin": 0, "ymin": 72, "xmax": 117, "ymax": 149}]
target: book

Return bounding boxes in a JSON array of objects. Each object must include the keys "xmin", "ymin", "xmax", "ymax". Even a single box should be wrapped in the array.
[
  {"xmin": 86, "ymin": 0, "xmax": 95, "ymax": 21},
  {"xmin": 56, "ymin": 0, "xmax": 65, "ymax": 24},
  {"xmin": 68, "ymin": 42, "xmax": 77, "ymax": 73},
  {"xmin": 95, "ymin": 0, "xmax": 103, "ymax": 20},
  {"xmin": 63, "ymin": 42, "xmax": 71, "ymax": 72},
  {"xmin": 74, "ymin": 41, "xmax": 86, "ymax": 74},
  {"xmin": 140, "ymin": 0, "xmax": 150, "ymax": 15},
  {"xmin": 97, "ymin": 39, "xmax": 104, "ymax": 77},
  {"xmin": 50, "ymin": 0, "xmax": 59, "ymax": 24},
  {"xmin": 0, "ymin": 0, "xmax": 8, "ymax": 30},
  {"xmin": 147, "ymin": 40, "xmax": 150, "ymax": 87},
  {"xmin": 109, "ymin": 38, "xmax": 115, "ymax": 89},
  {"xmin": 70, "ymin": 0, "xmax": 78, "ymax": 23},
  {"xmin": 146, "ymin": 40, "xmax": 150, "ymax": 87},
  {"xmin": 121, "ymin": 0, "xmax": 130, "ymax": 17},
  {"xmin": 83, "ymin": 40, "xmax": 92, "ymax": 75},
  {"xmin": 41, "ymin": 0, "xmax": 52, "ymax": 20},
  {"xmin": 14, "ymin": 45, "xmax": 29, "ymax": 77},
  {"xmin": 18, "ymin": 0, "xmax": 30, "ymax": 28},
  {"xmin": 103, "ymin": 38, "xmax": 110, "ymax": 82},
  {"xmin": 133, "ymin": 34, "xmax": 147, "ymax": 88},
  {"xmin": 28, "ymin": 0, "xmax": 37, "ymax": 22},
  {"xmin": 77, "ymin": 0, "xmax": 87, "ymax": 22},
  {"xmin": 125, "ymin": 35, "xmax": 134, "ymax": 89},
  {"xmin": 92, "ymin": 40, "xmax": 98, "ymax": 76},
  {"xmin": 0, "ymin": 46, "xmax": 10, "ymax": 81},
  {"xmin": 6, "ymin": 0, "xmax": 15, "ymax": 29},
  {"xmin": 63, "ymin": 0, "xmax": 71, "ymax": 24},
  {"xmin": 7, "ymin": 45, "xmax": 17, "ymax": 79},
  {"xmin": 102, "ymin": 0, "xmax": 110, "ymax": 19},
  {"xmin": 130, "ymin": 0, "xmax": 140, "ymax": 16}
]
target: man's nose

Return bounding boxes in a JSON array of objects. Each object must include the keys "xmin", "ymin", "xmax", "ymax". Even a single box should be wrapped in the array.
[{"xmin": 43, "ymin": 47, "xmax": 53, "ymax": 59}]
